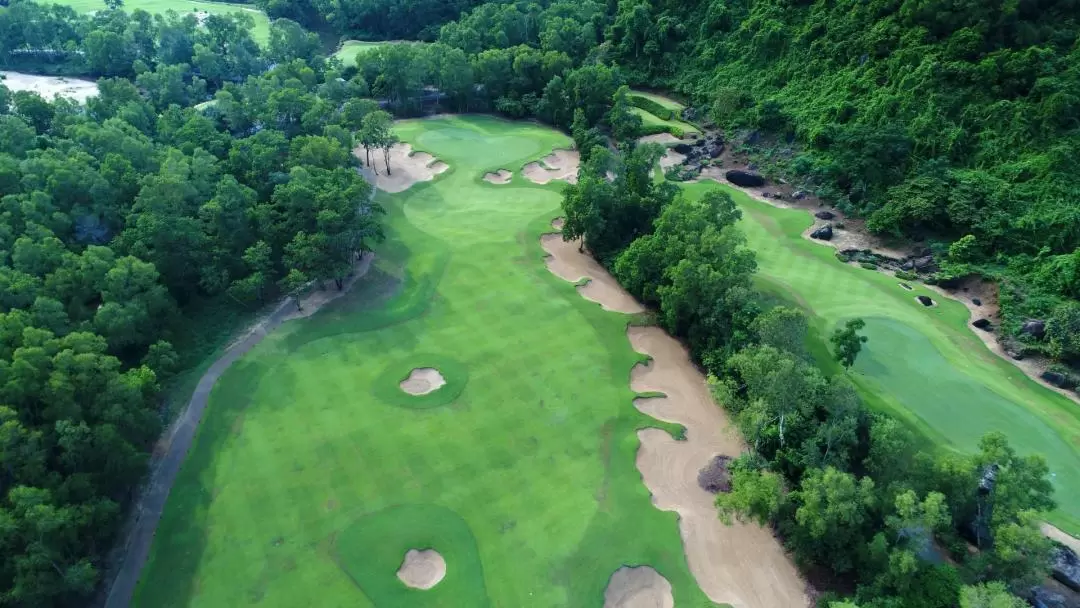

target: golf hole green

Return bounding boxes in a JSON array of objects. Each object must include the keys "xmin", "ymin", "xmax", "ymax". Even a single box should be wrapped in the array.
[{"xmin": 374, "ymin": 354, "xmax": 467, "ymax": 409}]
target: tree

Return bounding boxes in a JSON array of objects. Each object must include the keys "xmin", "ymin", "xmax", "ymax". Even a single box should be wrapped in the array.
[
  {"xmin": 789, "ymin": 467, "xmax": 876, "ymax": 574},
  {"xmin": 104, "ymin": 0, "xmax": 123, "ymax": 9},
  {"xmin": 715, "ymin": 456, "xmax": 786, "ymax": 526},
  {"xmin": 752, "ymin": 306, "xmax": 808, "ymax": 355},
  {"xmin": 985, "ymin": 512, "xmax": 1054, "ymax": 591},
  {"xmin": 381, "ymin": 130, "xmax": 400, "ymax": 175},
  {"xmin": 831, "ymin": 318, "xmax": 868, "ymax": 368},
  {"xmin": 959, "ymin": 582, "xmax": 1027, "ymax": 608},
  {"xmin": 359, "ymin": 110, "xmax": 392, "ymax": 170},
  {"xmin": 280, "ymin": 268, "xmax": 309, "ymax": 310},
  {"xmin": 608, "ymin": 85, "xmax": 643, "ymax": 141}
]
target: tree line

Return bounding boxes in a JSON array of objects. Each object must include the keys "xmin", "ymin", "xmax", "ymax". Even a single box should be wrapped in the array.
[
  {"xmin": 561, "ymin": 131, "xmax": 1057, "ymax": 606},
  {"xmin": 0, "ymin": 9, "xmax": 394, "ymax": 598}
]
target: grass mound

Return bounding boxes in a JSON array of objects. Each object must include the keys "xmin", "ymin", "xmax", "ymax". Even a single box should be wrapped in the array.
[
  {"xmin": 335, "ymin": 504, "xmax": 489, "ymax": 605},
  {"xmin": 631, "ymin": 107, "xmax": 699, "ymax": 138}
]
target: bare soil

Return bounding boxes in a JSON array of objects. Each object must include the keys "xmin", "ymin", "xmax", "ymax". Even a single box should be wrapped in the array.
[
  {"xmin": 603, "ymin": 566, "xmax": 674, "ymax": 608},
  {"xmin": 396, "ymin": 549, "xmax": 446, "ymax": 590},
  {"xmin": 1, "ymin": 70, "xmax": 98, "ymax": 102},
  {"xmin": 482, "ymin": 169, "xmax": 512, "ymax": 184},
  {"xmin": 354, "ymin": 143, "xmax": 448, "ymax": 193},
  {"xmin": 522, "ymin": 149, "xmax": 579, "ymax": 185},
  {"xmin": 540, "ymin": 217, "xmax": 808, "ymax": 608},
  {"xmin": 399, "ymin": 368, "xmax": 446, "ymax": 396},
  {"xmin": 638, "ymin": 133, "xmax": 682, "ymax": 146}
]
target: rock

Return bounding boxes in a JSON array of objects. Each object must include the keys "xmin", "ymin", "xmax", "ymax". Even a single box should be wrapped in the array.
[
  {"xmin": 793, "ymin": 190, "xmax": 808, "ymax": 200},
  {"xmin": 972, "ymin": 318, "xmax": 992, "ymax": 330},
  {"xmin": 1003, "ymin": 338, "xmax": 1025, "ymax": 360},
  {"xmin": 724, "ymin": 170, "xmax": 766, "ymax": 188},
  {"xmin": 707, "ymin": 143, "xmax": 724, "ymax": 158},
  {"xmin": 673, "ymin": 143, "xmax": 692, "ymax": 154},
  {"xmin": 814, "ymin": 210, "xmax": 835, "ymax": 220},
  {"xmin": 972, "ymin": 297, "xmax": 982, "ymax": 306},
  {"xmin": 1042, "ymin": 371, "xmax": 1069, "ymax": 388},
  {"xmin": 917, "ymin": 295, "xmax": 934, "ymax": 306},
  {"xmin": 1030, "ymin": 586, "xmax": 1071, "ymax": 608},
  {"xmin": 1052, "ymin": 545, "xmax": 1080, "ymax": 591},
  {"xmin": 912, "ymin": 255, "xmax": 936, "ymax": 270},
  {"xmin": 1022, "ymin": 319, "xmax": 1047, "ymax": 339},
  {"xmin": 810, "ymin": 224, "xmax": 833, "ymax": 240}
]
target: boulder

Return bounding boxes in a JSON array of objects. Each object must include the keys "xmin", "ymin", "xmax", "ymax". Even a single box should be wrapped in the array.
[
  {"xmin": 917, "ymin": 295, "xmax": 934, "ymax": 307},
  {"xmin": 1053, "ymin": 545, "xmax": 1080, "ymax": 591},
  {"xmin": 707, "ymin": 143, "xmax": 724, "ymax": 158},
  {"xmin": 792, "ymin": 190, "xmax": 808, "ymax": 200},
  {"xmin": 810, "ymin": 224, "xmax": 833, "ymax": 240},
  {"xmin": 972, "ymin": 297, "xmax": 982, "ymax": 306},
  {"xmin": 1022, "ymin": 319, "xmax": 1047, "ymax": 339},
  {"xmin": 673, "ymin": 143, "xmax": 692, "ymax": 154},
  {"xmin": 912, "ymin": 255, "xmax": 936, "ymax": 271},
  {"xmin": 814, "ymin": 210, "xmax": 836, "ymax": 220},
  {"xmin": 972, "ymin": 318, "xmax": 992, "ymax": 330},
  {"xmin": 1042, "ymin": 371, "xmax": 1069, "ymax": 388},
  {"xmin": 724, "ymin": 170, "xmax": 766, "ymax": 188},
  {"xmin": 1030, "ymin": 586, "xmax": 1072, "ymax": 608}
]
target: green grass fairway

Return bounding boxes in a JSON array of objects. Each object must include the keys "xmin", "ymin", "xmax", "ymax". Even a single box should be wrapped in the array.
[
  {"xmin": 40, "ymin": 0, "xmax": 271, "ymax": 44},
  {"xmin": 332, "ymin": 40, "xmax": 387, "ymax": 64},
  {"xmin": 680, "ymin": 181, "xmax": 1080, "ymax": 534},
  {"xmin": 630, "ymin": 90, "xmax": 686, "ymax": 112},
  {"xmin": 134, "ymin": 116, "xmax": 719, "ymax": 607},
  {"xmin": 631, "ymin": 106, "xmax": 699, "ymax": 137}
]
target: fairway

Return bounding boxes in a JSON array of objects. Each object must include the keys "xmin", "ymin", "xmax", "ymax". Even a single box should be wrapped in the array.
[
  {"xmin": 39, "ymin": 0, "xmax": 271, "ymax": 44},
  {"xmin": 134, "ymin": 116, "xmax": 722, "ymax": 607},
  {"xmin": 680, "ymin": 181, "xmax": 1080, "ymax": 534},
  {"xmin": 333, "ymin": 40, "xmax": 387, "ymax": 64}
]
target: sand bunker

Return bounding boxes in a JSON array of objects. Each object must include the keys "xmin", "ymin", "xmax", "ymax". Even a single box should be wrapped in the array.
[
  {"xmin": 537, "ymin": 218, "xmax": 806, "ymax": 607},
  {"xmin": 638, "ymin": 133, "xmax": 682, "ymax": 146},
  {"xmin": 603, "ymin": 566, "xmax": 674, "ymax": 608},
  {"xmin": 396, "ymin": 549, "xmax": 446, "ymax": 590},
  {"xmin": 1, "ymin": 71, "xmax": 98, "ymax": 102},
  {"xmin": 400, "ymin": 368, "xmax": 446, "ymax": 395},
  {"xmin": 659, "ymin": 149, "xmax": 686, "ymax": 170},
  {"xmin": 522, "ymin": 149, "xmax": 579, "ymax": 185},
  {"xmin": 540, "ymin": 220, "xmax": 644, "ymax": 314},
  {"xmin": 355, "ymin": 143, "xmax": 448, "ymax": 193},
  {"xmin": 483, "ymin": 169, "xmax": 512, "ymax": 184}
]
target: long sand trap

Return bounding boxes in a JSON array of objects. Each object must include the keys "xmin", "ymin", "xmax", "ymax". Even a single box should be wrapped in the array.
[
  {"xmin": 396, "ymin": 549, "xmax": 446, "ymax": 589},
  {"xmin": 483, "ymin": 169, "xmax": 512, "ymax": 184},
  {"xmin": 540, "ymin": 216, "xmax": 807, "ymax": 608},
  {"xmin": 1, "ymin": 71, "xmax": 98, "ymax": 102},
  {"xmin": 603, "ymin": 566, "xmax": 674, "ymax": 608},
  {"xmin": 522, "ymin": 149, "xmax": 579, "ymax": 185},
  {"xmin": 541, "ymin": 219, "xmax": 644, "ymax": 314},
  {"xmin": 400, "ymin": 368, "xmax": 446, "ymax": 395},
  {"xmin": 356, "ymin": 143, "xmax": 448, "ymax": 193}
]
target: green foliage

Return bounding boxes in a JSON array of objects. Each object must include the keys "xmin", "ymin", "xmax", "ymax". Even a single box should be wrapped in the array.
[
  {"xmin": 715, "ymin": 455, "xmax": 785, "ymax": 526},
  {"xmin": 830, "ymin": 318, "xmax": 868, "ymax": 368},
  {"xmin": 627, "ymin": 93, "xmax": 674, "ymax": 120},
  {"xmin": 959, "ymin": 582, "xmax": 1028, "ymax": 608}
]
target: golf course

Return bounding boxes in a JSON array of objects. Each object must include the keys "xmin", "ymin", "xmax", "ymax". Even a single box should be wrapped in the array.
[
  {"xmin": 680, "ymin": 181, "xmax": 1080, "ymax": 535},
  {"xmin": 39, "ymin": 0, "xmax": 272, "ymax": 44},
  {"xmin": 133, "ymin": 116, "xmax": 793, "ymax": 607}
]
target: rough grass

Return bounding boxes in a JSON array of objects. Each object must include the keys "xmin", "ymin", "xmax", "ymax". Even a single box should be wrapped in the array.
[
  {"xmin": 332, "ymin": 40, "xmax": 386, "ymax": 64},
  {"xmin": 630, "ymin": 90, "xmax": 686, "ymax": 112},
  {"xmin": 134, "ymin": 116, "xmax": 721, "ymax": 607},
  {"xmin": 39, "ymin": 0, "xmax": 271, "ymax": 44},
  {"xmin": 680, "ymin": 181, "xmax": 1080, "ymax": 535}
]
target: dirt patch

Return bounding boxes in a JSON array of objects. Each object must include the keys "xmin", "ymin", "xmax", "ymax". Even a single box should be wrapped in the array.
[
  {"xmin": 483, "ymin": 169, "xmax": 512, "ymax": 184},
  {"xmin": 638, "ymin": 133, "xmax": 682, "ymax": 146},
  {"xmin": 1043, "ymin": 524, "xmax": 1080, "ymax": 554},
  {"xmin": 396, "ymin": 549, "xmax": 446, "ymax": 590},
  {"xmin": 354, "ymin": 143, "xmax": 448, "ymax": 193},
  {"xmin": 538, "ymin": 217, "xmax": 807, "ymax": 606},
  {"xmin": 603, "ymin": 566, "xmax": 674, "ymax": 608},
  {"xmin": 1, "ymin": 70, "xmax": 98, "ymax": 102},
  {"xmin": 285, "ymin": 252, "xmax": 375, "ymax": 321},
  {"xmin": 540, "ymin": 220, "xmax": 644, "ymax": 314},
  {"xmin": 399, "ymin": 368, "xmax": 446, "ymax": 396},
  {"xmin": 522, "ymin": 149, "xmax": 579, "ymax": 185}
]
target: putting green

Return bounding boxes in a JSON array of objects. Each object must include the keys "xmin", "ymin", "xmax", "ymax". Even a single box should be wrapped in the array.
[
  {"xmin": 134, "ymin": 116, "xmax": 717, "ymax": 607},
  {"xmin": 680, "ymin": 181, "xmax": 1080, "ymax": 534},
  {"xmin": 39, "ymin": 0, "xmax": 271, "ymax": 45}
]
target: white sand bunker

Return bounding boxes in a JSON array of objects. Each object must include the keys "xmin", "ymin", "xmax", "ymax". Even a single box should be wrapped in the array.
[
  {"xmin": 396, "ymin": 549, "xmax": 446, "ymax": 590},
  {"xmin": 483, "ymin": 169, "xmax": 512, "ymax": 184},
  {"xmin": 356, "ymin": 143, "xmax": 448, "ymax": 193},
  {"xmin": 399, "ymin": 368, "xmax": 446, "ymax": 395},
  {"xmin": 522, "ymin": 149, "xmax": 580, "ymax": 185},
  {"xmin": 604, "ymin": 566, "xmax": 674, "ymax": 608},
  {"xmin": 1, "ymin": 71, "xmax": 98, "ymax": 103},
  {"xmin": 540, "ymin": 219, "xmax": 644, "ymax": 314}
]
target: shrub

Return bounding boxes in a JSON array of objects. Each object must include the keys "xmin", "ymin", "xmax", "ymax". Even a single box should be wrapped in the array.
[
  {"xmin": 861, "ymin": 262, "xmax": 878, "ymax": 270},
  {"xmin": 628, "ymin": 94, "xmax": 674, "ymax": 120},
  {"xmin": 895, "ymin": 270, "xmax": 918, "ymax": 281}
]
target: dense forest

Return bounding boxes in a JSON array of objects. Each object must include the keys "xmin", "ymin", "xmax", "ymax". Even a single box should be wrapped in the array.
[{"xmin": 0, "ymin": 0, "xmax": 1076, "ymax": 604}]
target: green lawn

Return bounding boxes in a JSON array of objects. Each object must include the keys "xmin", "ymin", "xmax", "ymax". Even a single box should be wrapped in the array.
[
  {"xmin": 631, "ymin": 107, "xmax": 699, "ymax": 137},
  {"xmin": 630, "ymin": 90, "xmax": 686, "ymax": 112},
  {"xmin": 41, "ymin": 0, "xmax": 271, "ymax": 45},
  {"xmin": 332, "ymin": 40, "xmax": 388, "ymax": 65},
  {"xmin": 134, "ymin": 116, "xmax": 718, "ymax": 607},
  {"xmin": 680, "ymin": 181, "xmax": 1080, "ymax": 534}
]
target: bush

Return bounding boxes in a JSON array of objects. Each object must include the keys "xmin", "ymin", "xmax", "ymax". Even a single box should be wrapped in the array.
[
  {"xmin": 628, "ymin": 94, "xmax": 674, "ymax": 120},
  {"xmin": 861, "ymin": 262, "xmax": 878, "ymax": 270},
  {"xmin": 895, "ymin": 270, "xmax": 918, "ymax": 281}
]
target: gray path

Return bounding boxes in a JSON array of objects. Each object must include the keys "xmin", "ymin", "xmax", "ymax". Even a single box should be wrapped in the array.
[{"xmin": 102, "ymin": 253, "xmax": 375, "ymax": 608}]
